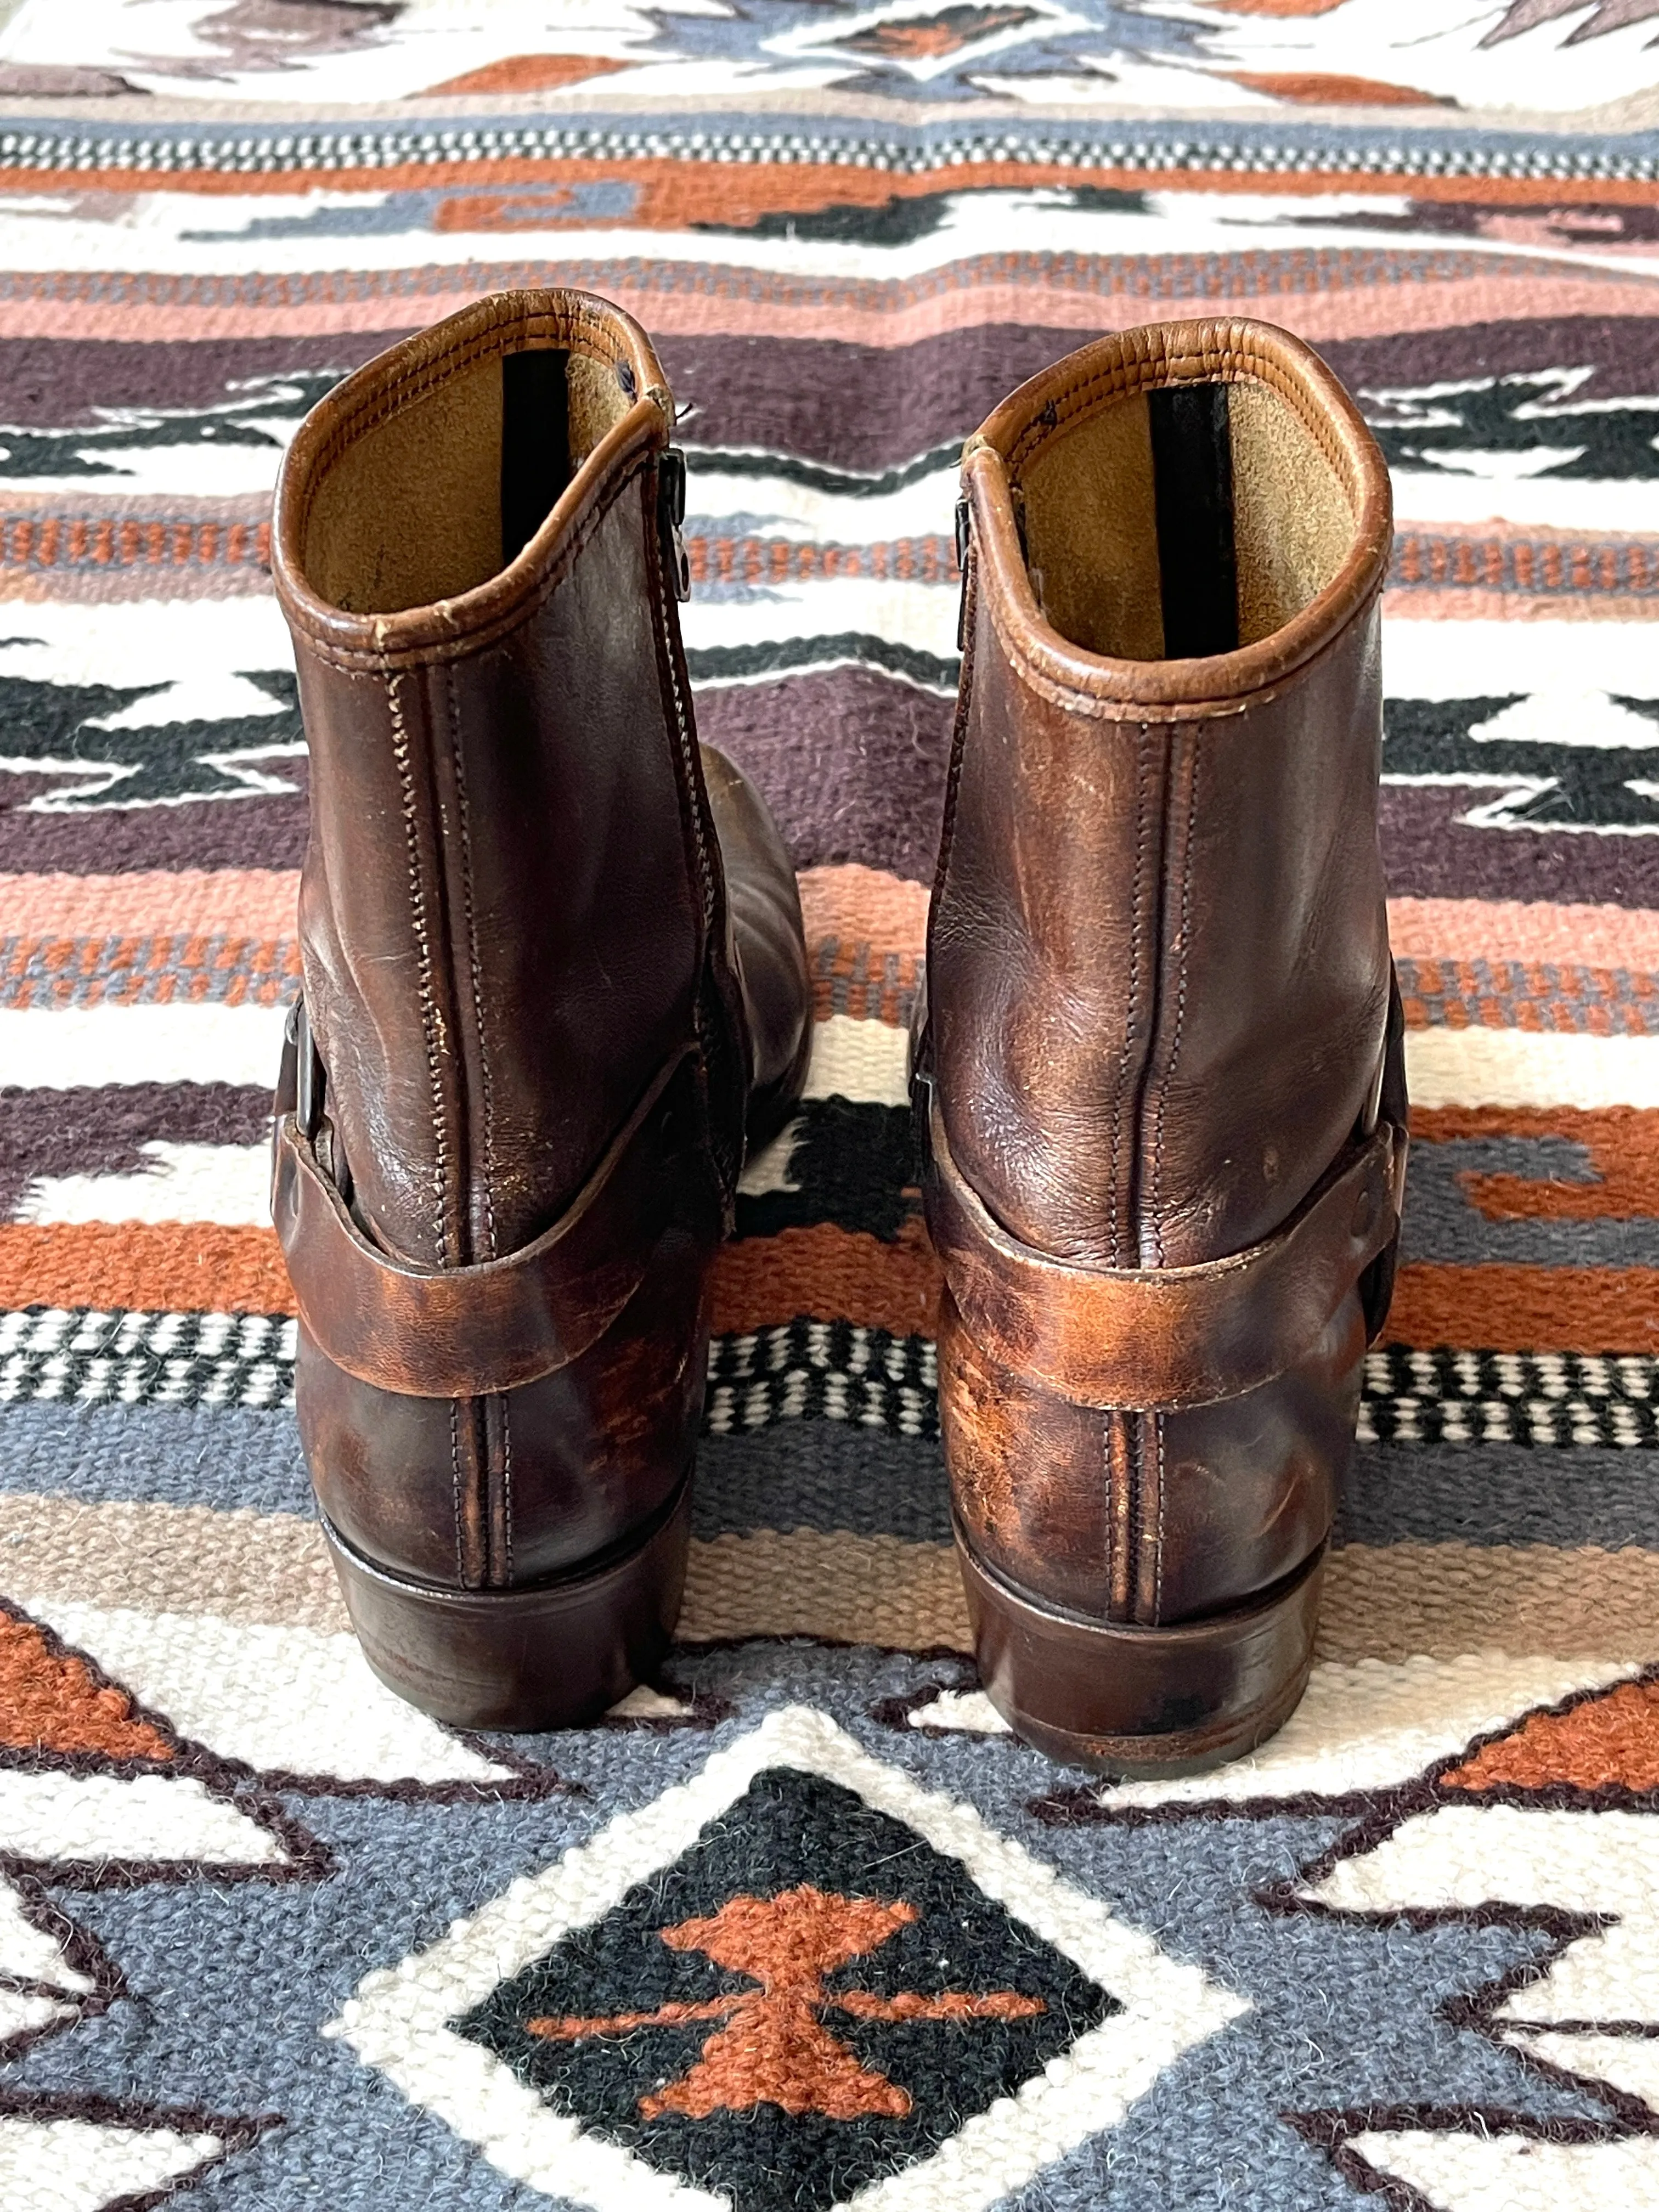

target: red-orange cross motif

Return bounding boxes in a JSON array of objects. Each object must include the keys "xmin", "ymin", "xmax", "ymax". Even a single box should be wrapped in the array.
[{"xmin": 527, "ymin": 1881, "xmax": 1045, "ymax": 2120}]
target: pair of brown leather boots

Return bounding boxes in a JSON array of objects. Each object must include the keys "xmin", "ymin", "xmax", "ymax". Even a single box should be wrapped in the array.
[{"xmin": 271, "ymin": 291, "xmax": 1405, "ymax": 1775}]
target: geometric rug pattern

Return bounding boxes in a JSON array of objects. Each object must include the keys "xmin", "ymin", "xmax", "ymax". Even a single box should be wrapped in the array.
[{"xmin": 2, "ymin": 1, "xmax": 1659, "ymax": 2204}]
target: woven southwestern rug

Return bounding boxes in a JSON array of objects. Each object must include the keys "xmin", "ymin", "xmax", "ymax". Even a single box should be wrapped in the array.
[{"xmin": 1, "ymin": 5, "xmax": 1658, "ymax": 2209}]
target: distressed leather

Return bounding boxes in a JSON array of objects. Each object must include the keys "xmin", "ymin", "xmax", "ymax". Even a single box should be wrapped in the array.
[
  {"xmin": 924, "ymin": 1091, "xmax": 1405, "ymax": 1414},
  {"xmin": 273, "ymin": 1047, "xmax": 718, "ymax": 1401},
  {"xmin": 270, "ymin": 290, "xmax": 809, "ymax": 1602},
  {"xmin": 923, "ymin": 317, "xmax": 1404, "ymax": 1664}
]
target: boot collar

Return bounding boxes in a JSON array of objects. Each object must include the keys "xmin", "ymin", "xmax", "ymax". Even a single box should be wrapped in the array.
[
  {"xmin": 960, "ymin": 315, "xmax": 1392, "ymax": 720},
  {"xmin": 272, "ymin": 287, "xmax": 675, "ymax": 672}
]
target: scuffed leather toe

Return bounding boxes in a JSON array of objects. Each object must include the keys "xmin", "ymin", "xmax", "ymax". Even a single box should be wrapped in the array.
[{"xmin": 702, "ymin": 743, "xmax": 812, "ymax": 1149}]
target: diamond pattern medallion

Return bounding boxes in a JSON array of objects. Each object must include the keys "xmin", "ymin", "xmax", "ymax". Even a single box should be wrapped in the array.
[
  {"xmin": 766, "ymin": 0, "xmax": 1091, "ymax": 83},
  {"xmin": 833, "ymin": 4, "xmax": 1047, "ymax": 64},
  {"xmin": 326, "ymin": 1707, "xmax": 1248, "ymax": 2211}
]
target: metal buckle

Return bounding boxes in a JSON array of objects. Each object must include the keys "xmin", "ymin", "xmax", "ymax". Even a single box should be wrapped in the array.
[
  {"xmin": 281, "ymin": 997, "xmax": 354, "ymax": 1208},
  {"xmin": 292, "ymin": 998, "xmax": 324, "ymax": 1142},
  {"xmin": 1361, "ymin": 1042, "xmax": 1387, "ymax": 1138}
]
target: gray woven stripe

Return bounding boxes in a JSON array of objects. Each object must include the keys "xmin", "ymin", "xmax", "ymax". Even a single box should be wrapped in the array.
[
  {"xmin": 0, "ymin": 124, "xmax": 1650, "ymax": 183},
  {"xmin": 0, "ymin": 1307, "xmax": 297, "ymax": 1410},
  {"xmin": 707, "ymin": 1319, "xmax": 939, "ymax": 1441},
  {"xmin": 1358, "ymin": 1346, "xmax": 1659, "ymax": 1448},
  {"xmin": 1, "ymin": 1308, "xmax": 1655, "ymax": 1443}
]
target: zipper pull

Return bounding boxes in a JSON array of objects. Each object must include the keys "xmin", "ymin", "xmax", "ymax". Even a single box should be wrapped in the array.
[
  {"xmin": 659, "ymin": 447, "xmax": 690, "ymax": 601},
  {"xmin": 955, "ymin": 495, "xmax": 971, "ymax": 652}
]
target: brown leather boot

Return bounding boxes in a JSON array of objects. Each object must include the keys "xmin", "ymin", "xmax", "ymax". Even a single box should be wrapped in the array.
[
  {"xmin": 268, "ymin": 291, "xmax": 810, "ymax": 1730},
  {"xmin": 918, "ymin": 318, "xmax": 1407, "ymax": 1776}
]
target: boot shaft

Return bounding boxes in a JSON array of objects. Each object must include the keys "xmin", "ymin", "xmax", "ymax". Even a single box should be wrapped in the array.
[
  {"xmin": 272, "ymin": 292, "xmax": 729, "ymax": 1271},
  {"xmin": 267, "ymin": 293, "xmax": 810, "ymax": 1726},
  {"xmin": 923, "ymin": 320, "xmax": 1406, "ymax": 1763},
  {"xmin": 930, "ymin": 318, "xmax": 1395, "ymax": 1274}
]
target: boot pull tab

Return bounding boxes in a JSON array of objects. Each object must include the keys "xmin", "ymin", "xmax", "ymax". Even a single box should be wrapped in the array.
[{"xmin": 658, "ymin": 447, "xmax": 690, "ymax": 602}]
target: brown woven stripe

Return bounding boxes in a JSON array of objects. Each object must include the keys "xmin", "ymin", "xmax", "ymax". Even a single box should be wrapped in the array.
[
  {"xmin": 1318, "ymin": 1542, "xmax": 1659, "ymax": 1665},
  {"xmin": 0, "ymin": 1494, "xmax": 345, "ymax": 1629},
  {"xmin": 5, "ymin": 1493, "xmax": 1657, "ymax": 1668},
  {"xmin": 7, "ymin": 1215, "xmax": 1659, "ymax": 1356}
]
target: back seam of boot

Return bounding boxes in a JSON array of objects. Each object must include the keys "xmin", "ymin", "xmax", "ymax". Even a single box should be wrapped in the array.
[
  {"xmin": 380, "ymin": 656, "xmax": 464, "ymax": 1270},
  {"xmin": 379, "ymin": 650, "xmax": 504, "ymax": 1590}
]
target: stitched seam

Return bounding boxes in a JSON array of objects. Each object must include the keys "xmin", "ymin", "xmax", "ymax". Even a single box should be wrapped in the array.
[
  {"xmin": 449, "ymin": 1400, "xmax": 465, "ymax": 1587},
  {"xmin": 1152, "ymin": 1412, "xmax": 1167, "ymax": 1627},
  {"xmin": 501, "ymin": 1400, "xmax": 514, "ymax": 1584},
  {"xmin": 1120, "ymin": 1412, "xmax": 1142, "ymax": 1625},
  {"xmin": 1103, "ymin": 1410, "xmax": 1113, "ymax": 1616},
  {"xmin": 446, "ymin": 658, "xmax": 509, "ymax": 1584},
  {"xmin": 385, "ymin": 666, "xmax": 449, "ymax": 1264},
  {"xmin": 1105, "ymin": 1410, "xmax": 1125, "ymax": 1622},
  {"xmin": 1151, "ymin": 740, "xmax": 1198, "ymax": 1269},
  {"xmin": 289, "ymin": 454, "xmax": 653, "ymax": 673},
  {"xmin": 645, "ymin": 464, "xmax": 713, "ymax": 933},
  {"xmin": 1111, "ymin": 723, "xmax": 1150, "ymax": 1271},
  {"xmin": 447, "ymin": 665, "xmax": 495, "ymax": 1262}
]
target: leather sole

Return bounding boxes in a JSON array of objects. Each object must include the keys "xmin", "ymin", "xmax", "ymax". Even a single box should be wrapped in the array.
[
  {"xmin": 956, "ymin": 1532, "xmax": 1323, "ymax": 1777},
  {"xmin": 321, "ymin": 1477, "xmax": 691, "ymax": 1731}
]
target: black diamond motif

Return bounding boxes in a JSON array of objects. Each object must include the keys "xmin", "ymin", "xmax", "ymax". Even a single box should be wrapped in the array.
[
  {"xmin": 1363, "ymin": 370, "xmax": 1659, "ymax": 485},
  {"xmin": 455, "ymin": 1768, "xmax": 1118, "ymax": 2212},
  {"xmin": 0, "ymin": 371, "xmax": 346, "ymax": 481},
  {"xmin": 0, "ymin": 666, "xmax": 303, "ymax": 811},
  {"xmin": 1384, "ymin": 695, "xmax": 1659, "ymax": 833}
]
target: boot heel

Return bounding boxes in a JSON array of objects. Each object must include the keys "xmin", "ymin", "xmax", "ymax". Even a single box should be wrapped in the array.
[
  {"xmin": 321, "ymin": 1481, "xmax": 691, "ymax": 1732},
  {"xmin": 957, "ymin": 1533, "xmax": 1322, "ymax": 1779}
]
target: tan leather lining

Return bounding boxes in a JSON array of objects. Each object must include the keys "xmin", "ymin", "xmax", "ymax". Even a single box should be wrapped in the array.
[
  {"xmin": 1228, "ymin": 380, "xmax": 1351, "ymax": 647},
  {"xmin": 960, "ymin": 318, "xmax": 1392, "ymax": 713},
  {"xmin": 294, "ymin": 296, "xmax": 636, "ymax": 619},
  {"xmin": 1007, "ymin": 336, "xmax": 1355, "ymax": 663},
  {"xmin": 1020, "ymin": 393, "xmax": 1164, "ymax": 661},
  {"xmin": 304, "ymin": 355, "xmax": 506, "ymax": 615},
  {"xmin": 567, "ymin": 352, "xmax": 630, "ymax": 464},
  {"xmin": 997, "ymin": 331, "xmax": 1362, "ymax": 505},
  {"xmin": 301, "ymin": 298, "xmax": 629, "ymax": 483},
  {"xmin": 284, "ymin": 443, "xmax": 655, "ymax": 675}
]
